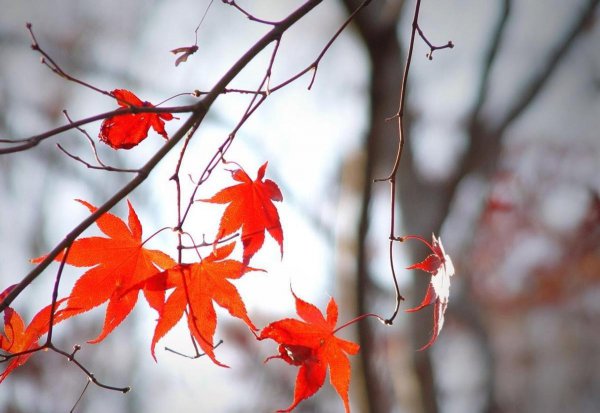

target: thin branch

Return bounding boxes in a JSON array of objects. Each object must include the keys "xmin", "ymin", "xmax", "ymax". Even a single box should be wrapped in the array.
[
  {"xmin": 170, "ymin": 1, "xmax": 215, "ymax": 67},
  {"xmin": 0, "ymin": 104, "xmax": 196, "ymax": 154},
  {"xmin": 26, "ymin": 23, "xmax": 111, "ymax": 97},
  {"xmin": 180, "ymin": 70, "xmax": 271, "ymax": 227},
  {"xmin": 270, "ymin": 0, "xmax": 373, "ymax": 93},
  {"xmin": 171, "ymin": 117, "xmax": 202, "ymax": 262},
  {"xmin": 415, "ymin": 23, "xmax": 453, "ymax": 60},
  {"xmin": 70, "ymin": 380, "xmax": 91, "ymax": 413},
  {"xmin": 1, "ymin": 341, "xmax": 130, "ymax": 393},
  {"xmin": 306, "ymin": 0, "xmax": 372, "ymax": 89},
  {"xmin": 51, "ymin": 344, "xmax": 131, "ymax": 393},
  {"xmin": 179, "ymin": 232, "xmax": 239, "ymax": 250},
  {"xmin": 342, "ymin": 0, "xmax": 456, "ymax": 327},
  {"xmin": 383, "ymin": 0, "xmax": 424, "ymax": 324},
  {"xmin": 192, "ymin": 87, "xmax": 267, "ymax": 97},
  {"xmin": 45, "ymin": 243, "xmax": 71, "ymax": 344},
  {"xmin": 333, "ymin": 313, "xmax": 387, "ymax": 334},
  {"xmin": 469, "ymin": 0, "xmax": 511, "ymax": 124},
  {"xmin": 165, "ymin": 339, "xmax": 223, "ymax": 359},
  {"xmin": 222, "ymin": 0, "xmax": 279, "ymax": 25},
  {"xmin": 56, "ymin": 144, "xmax": 138, "ymax": 173},
  {"xmin": 494, "ymin": 0, "xmax": 598, "ymax": 135},
  {"xmin": 59, "ymin": 110, "xmax": 139, "ymax": 173},
  {"xmin": 197, "ymin": 0, "xmax": 216, "ymax": 34}
]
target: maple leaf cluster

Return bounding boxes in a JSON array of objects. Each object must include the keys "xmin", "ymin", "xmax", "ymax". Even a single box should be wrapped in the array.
[{"xmin": 0, "ymin": 92, "xmax": 455, "ymax": 411}]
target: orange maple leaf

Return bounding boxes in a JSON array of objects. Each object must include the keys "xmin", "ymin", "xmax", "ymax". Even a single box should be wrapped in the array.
[
  {"xmin": 202, "ymin": 162, "xmax": 283, "ymax": 265},
  {"xmin": 0, "ymin": 286, "xmax": 66, "ymax": 382},
  {"xmin": 259, "ymin": 292, "xmax": 360, "ymax": 412},
  {"xmin": 33, "ymin": 200, "xmax": 176, "ymax": 343},
  {"xmin": 146, "ymin": 243, "xmax": 259, "ymax": 366},
  {"xmin": 99, "ymin": 89, "xmax": 175, "ymax": 149}
]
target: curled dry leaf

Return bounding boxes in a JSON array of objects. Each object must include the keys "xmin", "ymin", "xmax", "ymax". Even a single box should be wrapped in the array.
[
  {"xmin": 404, "ymin": 234, "xmax": 455, "ymax": 350},
  {"xmin": 171, "ymin": 45, "xmax": 198, "ymax": 66}
]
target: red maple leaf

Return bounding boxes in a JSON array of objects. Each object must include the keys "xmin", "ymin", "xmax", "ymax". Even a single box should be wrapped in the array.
[
  {"xmin": 99, "ymin": 89, "xmax": 174, "ymax": 149},
  {"xmin": 0, "ymin": 286, "xmax": 66, "ymax": 382},
  {"xmin": 404, "ymin": 234, "xmax": 455, "ymax": 350},
  {"xmin": 202, "ymin": 162, "xmax": 283, "ymax": 264},
  {"xmin": 147, "ymin": 243, "xmax": 259, "ymax": 366},
  {"xmin": 33, "ymin": 200, "xmax": 176, "ymax": 343},
  {"xmin": 259, "ymin": 292, "xmax": 360, "ymax": 412}
]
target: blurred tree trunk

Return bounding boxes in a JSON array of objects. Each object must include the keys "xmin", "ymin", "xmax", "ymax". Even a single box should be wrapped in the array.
[
  {"xmin": 339, "ymin": 1, "xmax": 441, "ymax": 413},
  {"xmin": 340, "ymin": 0, "xmax": 598, "ymax": 412}
]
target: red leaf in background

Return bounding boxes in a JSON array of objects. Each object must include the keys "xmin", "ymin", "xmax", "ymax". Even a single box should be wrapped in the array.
[
  {"xmin": 147, "ymin": 243, "xmax": 260, "ymax": 366},
  {"xmin": 404, "ymin": 234, "xmax": 455, "ymax": 350},
  {"xmin": 32, "ymin": 200, "xmax": 176, "ymax": 343},
  {"xmin": 259, "ymin": 292, "xmax": 360, "ymax": 412},
  {"xmin": 202, "ymin": 162, "xmax": 283, "ymax": 265},
  {"xmin": 0, "ymin": 286, "xmax": 66, "ymax": 382},
  {"xmin": 99, "ymin": 89, "xmax": 174, "ymax": 149}
]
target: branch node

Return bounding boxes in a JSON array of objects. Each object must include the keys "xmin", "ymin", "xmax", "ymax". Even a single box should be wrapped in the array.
[{"xmin": 69, "ymin": 344, "xmax": 82, "ymax": 360}]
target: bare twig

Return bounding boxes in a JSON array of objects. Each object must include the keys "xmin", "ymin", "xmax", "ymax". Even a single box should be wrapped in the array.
[
  {"xmin": 222, "ymin": 0, "xmax": 279, "ymax": 25},
  {"xmin": 494, "ymin": 0, "xmax": 599, "ymax": 135},
  {"xmin": 381, "ymin": 0, "xmax": 453, "ymax": 324},
  {"xmin": 52, "ymin": 345, "xmax": 131, "ymax": 392},
  {"xmin": 415, "ymin": 23, "xmax": 453, "ymax": 60},
  {"xmin": 192, "ymin": 88, "xmax": 267, "ymax": 97},
  {"xmin": 57, "ymin": 144, "xmax": 138, "ymax": 172},
  {"xmin": 165, "ymin": 339, "xmax": 224, "ymax": 359},
  {"xmin": 59, "ymin": 111, "xmax": 139, "ymax": 172},
  {"xmin": 179, "ymin": 232, "xmax": 239, "ymax": 250},
  {"xmin": 270, "ymin": 0, "xmax": 373, "ymax": 92},
  {"xmin": 1, "ymin": 341, "xmax": 130, "ymax": 393},
  {"xmin": 26, "ymin": 23, "xmax": 111, "ymax": 97},
  {"xmin": 384, "ymin": 0, "xmax": 423, "ymax": 323},
  {"xmin": 469, "ymin": 0, "xmax": 511, "ymax": 123},
  {"xmin": 0, "ymin": 104, "xmax": 195, "ymax": 155},
  {"xmin": 45, "ymin": 244, "xmax": 71, "ymax": 344},
  {"xmin": 70, "ymin": 380, "xmax": 91, "ymax": 413}
]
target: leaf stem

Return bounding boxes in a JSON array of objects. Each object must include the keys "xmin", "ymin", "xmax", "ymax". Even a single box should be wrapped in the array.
[{"xmin": 333, "ymin": 313, "xmax": 387, "ymax": 334}]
